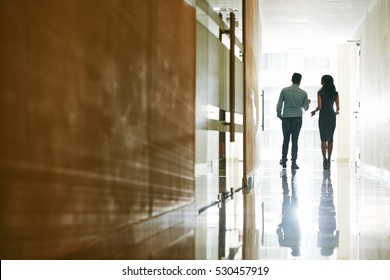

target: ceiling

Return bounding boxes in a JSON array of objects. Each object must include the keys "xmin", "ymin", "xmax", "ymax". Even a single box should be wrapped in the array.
[{"xmin": 207, "ymin": 0, "xmax": 378, "ymax": 51}]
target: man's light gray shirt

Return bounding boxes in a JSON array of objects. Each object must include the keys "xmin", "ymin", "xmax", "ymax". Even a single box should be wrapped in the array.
[{"xmin": 276, "ymin": 84, "xmax": 310, "ymax": 118}]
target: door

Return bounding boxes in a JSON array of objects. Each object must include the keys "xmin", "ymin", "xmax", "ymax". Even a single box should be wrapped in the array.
[{"xmin": 352, "ymin": 43, "xmax": 361, "ymax": 170}]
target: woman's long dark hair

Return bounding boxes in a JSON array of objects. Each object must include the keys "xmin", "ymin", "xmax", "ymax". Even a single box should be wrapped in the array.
[{"xmin": 320, "ymin": 75, "xmax": 338, "ymax": 99}]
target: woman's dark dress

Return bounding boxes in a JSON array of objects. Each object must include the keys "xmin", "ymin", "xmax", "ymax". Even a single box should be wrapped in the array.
[{"xmin": 318, "ymin": 91, "xmax": 338, "ymax": 142}]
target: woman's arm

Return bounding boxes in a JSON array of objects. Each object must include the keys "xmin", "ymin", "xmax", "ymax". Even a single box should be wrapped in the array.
[
  {"xmin": 335, "ymin": 95, "xmax": 340, "ymax": 115},
  {"xmin": 311, "ymin": 93, "xmax": 322, "ymax": 116}
]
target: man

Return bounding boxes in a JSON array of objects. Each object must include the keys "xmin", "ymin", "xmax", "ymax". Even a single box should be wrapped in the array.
[{"xmin": 276, "ymin": 73, "xmax": 310, "ymax": 169}]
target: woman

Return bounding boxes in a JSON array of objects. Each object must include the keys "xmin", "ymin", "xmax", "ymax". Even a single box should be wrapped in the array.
[{"xmin": 311, "ymin": 75, "xmax": 340, "ymax": 170}]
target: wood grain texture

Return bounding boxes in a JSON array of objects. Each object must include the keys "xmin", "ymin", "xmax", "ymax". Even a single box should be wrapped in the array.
[{"xmin": 0, "ymin": 0, "xmax": 195, "ymax": 259}]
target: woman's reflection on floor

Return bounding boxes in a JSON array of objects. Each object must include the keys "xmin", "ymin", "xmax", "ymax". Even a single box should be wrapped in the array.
[
  {"xmin": 318, "ymin": 170, "xmax": 339, "ymax": 256},
  {"xmin": 276, "ymin": 170, "xmax": 301, "ymax": 257}
]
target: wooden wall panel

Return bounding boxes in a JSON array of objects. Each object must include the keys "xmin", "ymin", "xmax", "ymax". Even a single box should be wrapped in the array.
[
  {"xmin": 149, "ymin": 0, "xmax": 196, "ymax": 216},
  {"xmin": 243, "ymin": 0, "xmax": 261, "ymax": 179},
  {"xmin": 0, "ymin": 0, "xmax": 195, "ymax": 259},
  {"xmin": 242, "ymin": 0, "xmax": 262, "ymax": 261}
]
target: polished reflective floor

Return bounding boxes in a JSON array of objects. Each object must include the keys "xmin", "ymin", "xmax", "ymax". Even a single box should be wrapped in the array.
[{"xmin": 195, "ymin": 157, "xmax": 390, "ymax": 260}]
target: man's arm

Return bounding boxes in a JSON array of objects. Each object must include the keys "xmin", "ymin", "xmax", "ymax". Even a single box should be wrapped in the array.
[
  {"xmin": 276, "ymin": 90, "xmax": 284, "ymax": 119},
  {"xmin": 303, "ymin": 91, "xmax": 310, "ymax": 111}
]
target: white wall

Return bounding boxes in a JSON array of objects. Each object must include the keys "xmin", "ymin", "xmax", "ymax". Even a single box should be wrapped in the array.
[{"xmin": 357, "ymin": 0, "xmax": 390, "ymax": 172}]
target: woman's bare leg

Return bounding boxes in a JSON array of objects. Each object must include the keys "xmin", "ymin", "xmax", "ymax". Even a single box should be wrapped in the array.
[
  {"xmin": 328, "ymin": 142, "xmax": 333, "ymax": 160},
  {"xmin": 321, "ymin": 142, "xmax": 327, "ymax": 159}
]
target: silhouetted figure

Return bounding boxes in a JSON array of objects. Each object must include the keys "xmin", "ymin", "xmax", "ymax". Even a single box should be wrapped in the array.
[
  {"xmin": 317, "ymin": 170, "xmax": 339, "ymax": 256},
  {"xmin": 276, "ymin": 73, "xmax": 311, "ymax": 170},
  {"xmin": 311, "ymin": 75, "xmax": 340, "ymax": 170},
  {"xmin": 276, "ymin": 170, "xmax": 301, "ymax": 257}
]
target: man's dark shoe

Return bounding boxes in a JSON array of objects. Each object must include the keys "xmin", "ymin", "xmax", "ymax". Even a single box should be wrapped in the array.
[
  {"xmin": 279, "ymin": 159, "xmax": 286, "ymax": 168},
  {"xmin": 291, "ymin": 162, "xmax": 300, "ymax": 170}
]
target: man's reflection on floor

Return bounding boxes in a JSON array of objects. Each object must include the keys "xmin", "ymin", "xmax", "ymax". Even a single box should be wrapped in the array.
[
  {"xmin": 276, "ymin": 170, "xmax": 301, "ymax": 257},
  {"xmin": 318, "ymin": 170, "xmax": 339, "ymax": 256}
]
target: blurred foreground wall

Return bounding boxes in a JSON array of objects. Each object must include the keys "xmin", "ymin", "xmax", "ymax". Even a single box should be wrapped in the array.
[{"xmin": 0, "ymin": 0, "xmax": 196, "ymax": 259}]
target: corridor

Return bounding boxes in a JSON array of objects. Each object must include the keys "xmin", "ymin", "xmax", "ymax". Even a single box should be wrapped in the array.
[{"xmin": 196, "ymin": 158, "xmax": 390, "ymax": 260}]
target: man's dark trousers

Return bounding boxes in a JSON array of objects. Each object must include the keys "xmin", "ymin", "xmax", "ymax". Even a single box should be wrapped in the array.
[{"xmin": 281, "ymin": 117, "xmax": 302, "ymax": 164}]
